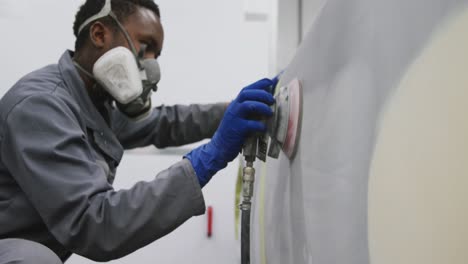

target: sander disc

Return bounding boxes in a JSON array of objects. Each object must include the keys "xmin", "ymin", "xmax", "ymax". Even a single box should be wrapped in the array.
[{"xmin": 282, "ymin": 78, "xmax": 302, "ymax": 159}]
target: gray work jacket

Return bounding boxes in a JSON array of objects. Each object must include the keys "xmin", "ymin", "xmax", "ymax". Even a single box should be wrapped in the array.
[{"xmin": 0, "ymin": 51, "xmax": 225, "ymax": 261}]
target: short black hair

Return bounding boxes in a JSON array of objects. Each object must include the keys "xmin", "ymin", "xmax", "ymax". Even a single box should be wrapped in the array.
[{"xmin": 73, "ymin": 0, "xmax": 160, "ymax": 51}]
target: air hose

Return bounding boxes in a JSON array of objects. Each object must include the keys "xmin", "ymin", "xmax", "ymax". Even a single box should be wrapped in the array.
[
  {"xmin": 240, "ymin": 159, "xmax": 255, "ymax": 264},
  {"xmin": 238, "ymin": 78, "xmax": 302, "ymax": 264}
]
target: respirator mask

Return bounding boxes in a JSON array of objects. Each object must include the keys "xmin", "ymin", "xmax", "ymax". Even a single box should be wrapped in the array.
[{"xmin": 74, "ymin": 0, "xmax": 161, "ymax": 120}]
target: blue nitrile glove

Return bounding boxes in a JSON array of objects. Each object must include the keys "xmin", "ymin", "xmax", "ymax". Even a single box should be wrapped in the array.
[{"xmin": 185, "ymin": 78, "xmax": 277, "ymax": 187}]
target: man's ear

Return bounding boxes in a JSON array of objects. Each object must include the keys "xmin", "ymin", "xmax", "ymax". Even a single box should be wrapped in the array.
[{"xmin": 89, "ymin": 21, "xmax": 110, "ymax": 49}]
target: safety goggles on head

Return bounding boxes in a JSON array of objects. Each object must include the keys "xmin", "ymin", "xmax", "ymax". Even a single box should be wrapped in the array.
[{"xmin": 74, "ymin": 0, "xmax": 161, "ymax": 120}]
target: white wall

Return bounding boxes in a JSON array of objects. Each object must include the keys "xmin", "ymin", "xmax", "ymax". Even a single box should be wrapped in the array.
[
  {"xmin": 0, "ymin": 0, "xmax": 83, "ymax": 92},
  {"xmin": 268, "ymin": 0, "xmax": 300, "ymax": 74},
  {"xmin": 0, "ymin": 1, "xmax": 271, "ymax": 263},
  {"xmin": 268, "ymin": 0, "xmax": 326, "ymax": 75}
]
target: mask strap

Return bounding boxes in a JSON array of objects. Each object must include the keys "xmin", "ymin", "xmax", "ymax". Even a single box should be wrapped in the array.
[
  {"xmin": 77, "ymin": 0, "xmax": 142, "ymax": 68},
  {"xmin": 78, "ymin": 0, "xmax": 112, "ymax": 35},
  {"xmin": 108, "ymin": 12, "xmax": 142, "ymax": 68},
  {"xmin": 73, "ymin": 61, "xmax": 95, "ymax": 80}
]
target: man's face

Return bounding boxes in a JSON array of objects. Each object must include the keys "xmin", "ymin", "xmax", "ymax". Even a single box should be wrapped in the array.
[{"xmin": 111, "ymin": 7, "xmax": 164, "ymax": 60}]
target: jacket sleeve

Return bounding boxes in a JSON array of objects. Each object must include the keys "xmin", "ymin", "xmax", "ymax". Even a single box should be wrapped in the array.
[
  {"xmin": 1, "ymin": 94, "xmax": 206, "ymax": 261},
  {"xmin": 112, "ymin": 103, "xmax": 227, "ymax": 149}
]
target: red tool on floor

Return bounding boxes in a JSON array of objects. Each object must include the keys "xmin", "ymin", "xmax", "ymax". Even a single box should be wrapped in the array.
[{"xmin": 207, "ymin": 206, "xmax": 213, "ymax": 238}]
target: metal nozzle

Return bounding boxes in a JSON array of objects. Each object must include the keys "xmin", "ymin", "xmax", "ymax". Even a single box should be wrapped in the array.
[{"xmin": 240, "ymin": 160, "xmax": 255, "ymax": 208}]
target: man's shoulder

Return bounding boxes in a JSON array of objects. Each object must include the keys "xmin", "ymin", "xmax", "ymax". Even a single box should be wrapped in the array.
[{"xmin": 0, "ymin": 64, "xmax": 79, "ymax": 123}]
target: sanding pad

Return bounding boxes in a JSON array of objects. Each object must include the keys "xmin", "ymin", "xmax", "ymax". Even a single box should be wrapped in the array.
[
  {"xmin": 282, "ymin": 78, "xmax": 302, "ymax": 158},
  {"xmin": 267, "ymin": 78, "xmax": 303, "ymax": 160}
]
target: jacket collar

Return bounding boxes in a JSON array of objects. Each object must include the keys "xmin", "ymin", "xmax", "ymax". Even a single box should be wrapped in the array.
[
  {"xmin": 58, "ymin": 50, "xmax": 103, "ymax": 130},
  {"xmin": 57, "ymin": 50, "xmax": 123, "ymax": 163}
]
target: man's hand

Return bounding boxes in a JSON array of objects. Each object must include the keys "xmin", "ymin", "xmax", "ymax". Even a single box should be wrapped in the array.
[
  {"xmin": 212, "ymin": 78, "xmax": 276, "ymax": 161},
  {"xmin": 185, "ymin": 78, "xmax": 277, "ymax": 187}
]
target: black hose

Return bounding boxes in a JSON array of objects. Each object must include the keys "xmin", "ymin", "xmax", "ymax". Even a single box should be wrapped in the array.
[{"xmin": 241, "ymin": 205, "xmax": 251, "ymax": 264}]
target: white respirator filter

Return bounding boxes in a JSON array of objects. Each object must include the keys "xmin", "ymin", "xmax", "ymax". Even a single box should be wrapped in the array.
[{"xmin": 93, "ymin": 46, "xmax": 143, "ymax": 104}]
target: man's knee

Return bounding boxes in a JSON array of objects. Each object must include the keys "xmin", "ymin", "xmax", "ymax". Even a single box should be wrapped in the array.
[{"xmin": 0, "ymin": 239, "xmax": 62, "ymax": 264}]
